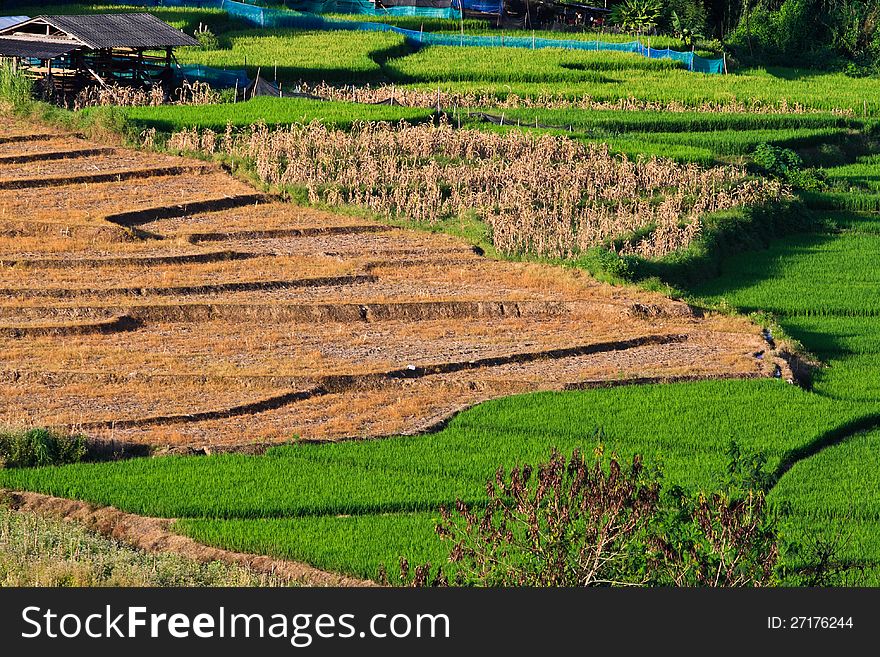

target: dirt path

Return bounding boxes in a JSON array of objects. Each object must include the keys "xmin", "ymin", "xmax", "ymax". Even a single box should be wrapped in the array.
[
  {"xmin": 0, "ymin": 117, "xmax": 774, "ymax": 450},
  {"xmin": 1, "ymin": 489, "xmax": 373, "ymax": 587}
]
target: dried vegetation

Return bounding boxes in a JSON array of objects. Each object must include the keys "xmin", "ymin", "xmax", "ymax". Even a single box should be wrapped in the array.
[{"xmin": 165, "ymin": 119, "xmax": 786, "ymax": 258}]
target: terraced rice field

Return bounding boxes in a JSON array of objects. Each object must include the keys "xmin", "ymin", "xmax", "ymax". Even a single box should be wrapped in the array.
[{"xmin": 0, "ymin": 117, "xmax": 771, "ymax": 452}]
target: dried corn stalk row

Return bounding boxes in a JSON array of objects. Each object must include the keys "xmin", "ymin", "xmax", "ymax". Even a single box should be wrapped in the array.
[
  {"xmin": 71, "ymin": 81, "xmax": 221, "ymax": 111},
  {"xmin": 163, "ymin": 119, "xmax": 787, "ymax": 259}
]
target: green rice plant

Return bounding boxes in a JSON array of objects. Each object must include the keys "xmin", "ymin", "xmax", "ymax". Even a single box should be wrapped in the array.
[
  {"xmin": 469, "ymin": 108, "xmax": 857, "ymax": 133},
  {"xmin": 692, "ymin": 232, "xmax": 880, "ymax": 318},
  {"xmin": 322, "ymin": 14, "xmax": 487, "ymax": 33},
  {"xmin": 824, "ymin": 158, "xmax": 880, "ymax": 194},
  {"xmin": 0, "ymin": 380, "xmax": 868, "ymax": 578},
  {"xmin": 398, "ymin": 67, "xmax": 880, "ymax": 116},
  {"xmin": 772, "ymin": 430, "xmax": 880, "ymax": 564},
  {"xmin": 385, "ymin": 45, "xmax": 681, "ymax": 85},
  {"xmin": 177, "ymin": 513, "xmax": 446, "ymax": 580},
  {"xmin": 9, "ymin": 5, "xmax": 880, "ymax": 115},
  {"xmin": 600, "ymin": 128, "xmax": 850, "ymax": 164},
  {"xmin": 116, "ymin": 96, "xmax": 433, "ymax": 132},
  {"xmin": 176, "ymin": 29, "xmax": 409, "ymax": 84}
]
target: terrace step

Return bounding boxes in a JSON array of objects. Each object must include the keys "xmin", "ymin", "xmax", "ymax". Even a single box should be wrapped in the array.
[
  {"xmin": 182, "ymin": 223, "xmax": 392, "ymax": 243},
  {"xmin": 68, "ymin": 333, "xmax": 689, "ymax": 430},
  {"xmin": 0, "ymin": 165, "xmax": 214, "ymax": 190},
  {"xmin": 0, "ymin": 133, "xmax": 79, "ymax": 146},
  {"xmin": 0, "ymin": 299, "xmax": 609, "ymax": 324},
  {"xmin": 0, "ymin": 274, "xmax": 377, "ymax": 298},
  {"xmin": 0, "ymin": 220, "xmax": 139, "ymax": 242},
  {"xmin": 0, "ymin": 314, "xmax": 140, "ymax": 338},
  {"xmin": 79, "ymin": 388, "xmax": 318, "ymax": 430},
  {"xmin": 562, "ymin": 371, "xmax": 766, "ymax": 390},
  {"xmin": 0, "ymin": 250, "xmax": 256, "ymax": 269},
  {"xmin": 109, "ymin": 299, "xmax": 602, "ymax": 324},
  {"xmin": 104, "ymin": 194, "xmax": 270, "ymax": 227},
  {"xmin": 0, "ymin": 147, "xmax": 116, "ymax": 165},
  {"xmin": 363, "ymin": 257, "xmax": 481, "ymax": 270}
]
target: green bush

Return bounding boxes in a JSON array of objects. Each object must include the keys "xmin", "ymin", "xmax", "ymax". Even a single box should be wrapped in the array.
[
  {"xmin": 194, "ymin": 24, "xmax": 220, "ymax": 51},
  {"xmin": 665, "ymin": 0, "xmax": 708, "ymax": 45},
  {"xmin": 753, "ymin": 143, "xmax": 826, "ymax": 191},
  {"xmin": 0, "ymin": 429, "xmax": 87, "ymax": 469},
  {"xmin": 728, "ymin": 0, "xmax": 880, "ymax": 70},
  {"xmin": 753, "ymin": 142, "xmax": 803, "ymax": 176}
]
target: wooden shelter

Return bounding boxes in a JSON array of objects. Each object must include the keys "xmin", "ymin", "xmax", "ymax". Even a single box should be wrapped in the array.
[{"xmin": 0, "ymin": 14, "xmax": 199, "ymax": 95}]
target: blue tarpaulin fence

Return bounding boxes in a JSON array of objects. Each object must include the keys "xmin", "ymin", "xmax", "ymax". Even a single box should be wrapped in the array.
[
  {"xmin": 109, "ymin": 0, "xmax": 726, "ymax": 74},
  {"xmin": 456, "ymin": 0, "xmax": 503, "ymax": 14}
]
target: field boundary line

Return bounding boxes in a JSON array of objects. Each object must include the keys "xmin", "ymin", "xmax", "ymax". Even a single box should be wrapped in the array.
[
  {"xmin": 0, "ymin": 147, "xmax": 116, "ymax": 164},
  {"xmin": 0, "ymin": 132, "xmax": 80, "ymax": 146},
  {"xmin": 0, "ymin": 314, "xmax": 140, "ymax": 338},
  {"xmin": 183, "ymin": 222, "xmax": 392, "ymax": 243},
  {"xmin": 0, "ymin": 274, "xmax": 378, "ymax": 299},
  {"xmin": 104, "ymin": 194, "xmax": 270, "ymax": 227},
  {"xmin": 0, "ymin": 300, "xmax": 640, "ymax": 324},
  {"xmin": 773, "ymin": 413, "xmax": 880, "ymax": 485},
  {"xmin": 0, "ymin": 164, "xmax": 215, "ymax": 190},
  {"xmin": 0, "ymin": 250, "xmax": 256, "ymax": 269}
]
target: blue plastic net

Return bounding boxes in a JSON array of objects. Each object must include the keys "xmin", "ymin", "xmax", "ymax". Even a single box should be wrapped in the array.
[
  {"xmin": 174, "ymin": 63, "xmax": 250, "ymax": 87},
  {"xmin": 108, "ymin": 0, "xmax": 726, "ymax": 74},
  {"xmin": 215, "ymin": 0, "xmax": 460, "ymax": 20}
]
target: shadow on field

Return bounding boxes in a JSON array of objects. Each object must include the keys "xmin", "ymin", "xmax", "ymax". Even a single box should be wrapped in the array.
[
  {"xmin": 689, "ymin": 232, "xmax": 837, "ymax": 302},
  {"xmin": 224, "ymin": 39, "xmax": 418, "ymax": 85},
  {"xmin": 761, "ymin": 66, "xmax": 831, "ymax": 81}
]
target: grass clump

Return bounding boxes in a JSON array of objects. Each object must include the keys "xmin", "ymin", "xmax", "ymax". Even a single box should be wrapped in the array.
[{"xmin": 0, "ymin": 429, "xmax": 86, "ymax": 469}]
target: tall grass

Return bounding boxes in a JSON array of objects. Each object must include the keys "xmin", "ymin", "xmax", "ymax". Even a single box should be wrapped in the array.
[
  {"xmin": 0, "ymin": 63, "xmax": 32, "ymax": 109},
  {"xmin": 176, "ymin": 29, "xmax": 409, "ymax": 84},
  {"xmin": 0, "ymin": 428, "xmax": 86, "ymax": 469},
  {"xmin": 0, "ymin": 505, "xmax": 291, "ymax": 586}
]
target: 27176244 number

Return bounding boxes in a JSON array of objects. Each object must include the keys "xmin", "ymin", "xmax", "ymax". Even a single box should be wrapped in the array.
[{"xmin": 768, "ymin": 617, "xmax": 854, "ymax": 629}]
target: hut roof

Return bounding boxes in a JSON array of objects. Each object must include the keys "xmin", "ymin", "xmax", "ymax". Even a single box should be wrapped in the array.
[
  {"xmin": 0, "ymin": 17, "xmax": 29, "ymax": 31},
  {"xmin": 0, "ymin": 13, "xmax": 199, "ymax": 50},
  {"xmin": 0, "ymin": 37, "xmax": 78, "ymax": 60}
]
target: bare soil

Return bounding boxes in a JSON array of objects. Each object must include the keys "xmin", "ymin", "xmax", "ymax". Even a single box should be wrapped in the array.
[{"xmin": 0, "ymin": 117, "xmax": 771, "ymax": 450}]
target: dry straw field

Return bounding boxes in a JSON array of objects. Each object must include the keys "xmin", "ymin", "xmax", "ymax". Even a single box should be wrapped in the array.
[
  {"xmin": 165, "ymin": 119, "xmax": 785, "ymax": 259},
  {"xmin": 0, "ymin": 117, "xmax": 773, "ymax": 452}
]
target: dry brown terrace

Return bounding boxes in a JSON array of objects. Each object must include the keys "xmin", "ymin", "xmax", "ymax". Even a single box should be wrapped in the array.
[{"xmin": 0, "ymin": 117, "xmax": 771, "ymax": 450}]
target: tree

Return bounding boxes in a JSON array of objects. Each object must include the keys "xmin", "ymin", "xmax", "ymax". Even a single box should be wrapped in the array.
[
  {"xmin": 381, "ymin": 445, "xmax": 781, "ymax": 587},
  {"xmin": 610, "ymin": 0, "xmax": 665, "ymax": 34},
  {"xmin": 671, "ymin": 10, "xmax": 706, "ymax": 47}
]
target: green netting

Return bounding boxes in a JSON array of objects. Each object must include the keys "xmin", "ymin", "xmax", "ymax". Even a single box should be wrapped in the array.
[
  {"xmin": 109, "ymin": 0, "xmax": 726, "ymax": 74},
  {"xmin": 175, "ymin": 63, "xmax": 250, "ymax": 87},
  {"xmin": 223, "ymin": 0, "xmax": 460, "ymax": 20}
]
